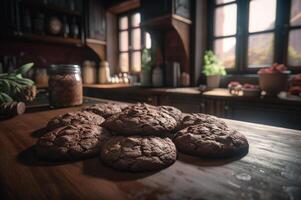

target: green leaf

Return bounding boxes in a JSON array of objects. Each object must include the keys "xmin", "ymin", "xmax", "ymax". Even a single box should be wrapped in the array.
[
  {"xmin": 14, "ymin": 62, "xmax": 34, "ymax": 75},
  {"xmin": 0, "ymin": 92, "xmax": 13, "ymax": 103},
  {"xmin": 141, "ymin": 48, "xmax": 152, "ymax": 71},
  {"xmin": 202, "ymin": 50, "xmax": 227, "ymax": 76},
  {"xmin": 12, "ymin": 77, "xmax": 34, "ymax": 86}
]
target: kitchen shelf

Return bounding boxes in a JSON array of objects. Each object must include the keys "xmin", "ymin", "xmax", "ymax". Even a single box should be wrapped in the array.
[
  {"xmin": 86, "ymin": 38, "xmax": 106, "ymax": 45},
  {"xmin": 22, "ymin": 1, "xmax": 82, "ymax": 16},
  {"xmin": 19, "ymin": 33, "xmax": 82, "ymax": 46},
  {"xmin": 83, "ymin": 83, "xmax": 131, "ymax": 89}
]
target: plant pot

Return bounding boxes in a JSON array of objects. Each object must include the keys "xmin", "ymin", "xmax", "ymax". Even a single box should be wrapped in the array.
[
  {"xmin": 259, "ymin": 73, "xmax": 289, "ymax": 96},
  {"xmin": 206, "ymin": 75, "xmax": 221, "ymax": 88},
  {"xmin": 140, "ymin": 70, "xmax": 151, "ymax": 86}
]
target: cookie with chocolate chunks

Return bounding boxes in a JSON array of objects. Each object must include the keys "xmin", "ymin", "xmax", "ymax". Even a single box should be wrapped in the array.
[
  {"xmin": 174, "ymin": 123, "xmax": 249, "ymax": 158},
  {"xmin": 100, "ymin": 136, "xmax": 177, "ymax": 171},
  {"xmin": 103, "ymin": 103, "xmax": 177, "ymax": 136},
  {"xmin": 81, "ymin": 103, "xmax": 125, "ymax": 118},
  {"xmin": 47, "ymin": 111, "xmax": 105, "ymax": 130},
  {"xmin": 36, "ymin": 124, "xmax": 112, "ymax": 161}
]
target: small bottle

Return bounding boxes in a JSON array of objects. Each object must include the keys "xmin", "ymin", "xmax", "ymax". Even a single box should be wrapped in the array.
[
  {"xmin": 62, "ymin": 16, "xmax": 69, "ymax": 38},
  {"xmin": 82, "ymin": 60, "xmax": 96, "ymax": 84},
  {"xmin": 180, "ymin": 72, "xmax": 190, "ymax": 87},
  {"xmin": 98, "ymin": 61, "xmax": 111, "ymax": 84},
  {"xmin": 23, "ymin": 10, "xmax": 32, "ymax": 33},
  {"xmin": 70, "ymin": 17, "xmax": 79, "ymax": 38},
  {"xmin": 34, "ymin": 13, "xmax": 45, "ymax": 35},
  {"xmin": 152, "ymin": 65, "xmax": 163, "ymax": 87},
  {"xmin": 69, "ymin": 0, "xmax": 75, "ymax": 11}
]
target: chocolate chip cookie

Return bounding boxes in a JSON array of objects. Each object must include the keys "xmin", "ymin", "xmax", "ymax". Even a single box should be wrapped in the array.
[
  {"xmin": 47, "ymin": 111, "xmax": 105, "ymax": 130},
  {"xmin": 81, "ymin": 103, "xmax": 125, "ymax": 118},
  {"xmin": 102, "ymin": 103, "xmax": 177, "ymax": 136},
  {"xmin": 36, "ymin": 124, "xmax": 112, "ymax": 161},
  {"xmin": 174, "ymin": 123, "xmax": 249, "ymax": 158},
  {"xmin": 176, "ymin": 113, "xmax": 228, "ymax": 131},
  {"xmin": 158, "ymin": 105, "xmax": 183, "ymax": 124},
  {"xmin": 100, "ymin": 136, "xmax": 177, "ymax": 171}
]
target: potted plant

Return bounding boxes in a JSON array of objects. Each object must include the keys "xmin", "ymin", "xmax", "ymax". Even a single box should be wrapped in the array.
[
  {"xmin": 258, "ymin": 63, "xmax": 290, "ymax": 96},
  {"xmin": 203, "ymin": 50, "xmax": 226, "ymax": 88},
  {"xmin": 140, "ymin": 48, "xmax": 152, "ymax": 86},
  {"xmin": 0, "ymin": 63, "xmax": 36, "ymax": 103}
]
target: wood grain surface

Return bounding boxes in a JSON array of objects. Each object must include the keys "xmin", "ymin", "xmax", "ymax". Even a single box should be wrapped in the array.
[{"xmin": 0, "ymin": 100, "xmax": 301, "ymax": 200}]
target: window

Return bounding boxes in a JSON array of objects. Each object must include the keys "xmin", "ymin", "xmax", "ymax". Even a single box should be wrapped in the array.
[
  {"xmin": 288, "ymin": 0, "xmax": 301, "ymax": 67},
  {"xmin": 209, "ymin": 0, "xmax": 301, "ymax": 73},
  {"xmin": 212, "ymin": 1, "xmax": 237, "ymax": 69},
  {"xmin": 248, "ymin": 0, "xmax": 276, "ymax": 68},
  {"xmin": 118, "ymin": 12, "xmax": 141, "ymax": 73}
]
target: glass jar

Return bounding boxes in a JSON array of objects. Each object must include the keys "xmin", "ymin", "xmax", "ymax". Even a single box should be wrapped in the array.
[{"xmin": 47, "ymin": 64, "xmax": 83, "ymax": 108}]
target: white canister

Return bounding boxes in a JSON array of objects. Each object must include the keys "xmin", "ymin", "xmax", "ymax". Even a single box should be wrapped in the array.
[
  {"xmin": 98, "ymin": 61, "xmax": 111, "ymax": 84},
  {"xmin": 152, "ymin": 65, "xmax": 163, "ymax": 87},
  {"xmin": 82, "ymin": 60, "xmax": 96, "ymax": 84}
]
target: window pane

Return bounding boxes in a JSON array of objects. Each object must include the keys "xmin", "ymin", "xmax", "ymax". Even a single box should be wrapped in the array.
[
  {"xmin": 145, "ymin": 32, "xmax": 152, "ymax": 49},
  {"xmin": 119, "ymin": 16, "xmax": 128, "ymax": 30},
  {"xmin": 119, "ymin": 31, "xmax": 128, "ymax": 51},
  {"xmin": 131, "ymin": 51, "xmax": 141, "ymax": 72},
  {"xmin": 290, "ymin": 0, "xmax": 301, "ymax": 27},
  {"xmin": 131, "ymin": 13, "xmax": 141, "ymax": 27},
  {"xmin": 249, "ymin": 0, "xmax": 276, "ymax": 33},
  {"xmin": 216, "ymin": 0, "xmax": 235, "ymax": 5},
  {"xmin": 248, "ymin": 33, "xmax": 274, "ymax": 68},
  {"xmin": 214, "ymin": 37, "xmax": 236, "ymax": 68},
  {"xmin": 131, "ymin": 28, "xmax": 141, "ymax": 50},
  {"xmin": 214, "ymin": 4, "xmax": 237, "ymax": 37},
  {"xmin": 119, "ymin": 53, "xmax": 129, "ymax": 72},
  {"xmin": 288, "ymin": 29, "xmax": 301, "ymax": 66}
]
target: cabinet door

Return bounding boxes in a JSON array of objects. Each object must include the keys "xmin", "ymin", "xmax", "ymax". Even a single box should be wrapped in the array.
[
  {"xmin": 161, "ymin": 95, "xmax": 202, "ymax": 113},
  {"xmin": 228, "ymin": 101, "xmax": 301, "ymax": 129},
  {"xmin": 201, "ymin": 99, "xmax": 229, "ymax": 118},
  {"xmin": 87, "ymin": 0, "xmax": 106, "ymax": 41},
  {"xmin": 0, "ymin": 0, "xmax": 20, "ymax": 37}
]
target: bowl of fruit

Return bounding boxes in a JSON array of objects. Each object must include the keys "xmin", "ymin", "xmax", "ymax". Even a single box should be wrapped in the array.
[
  {"xmin": 242, "ymin": 83, "xmax": 261, "ymax": 97},
  {"xmin": 258, "ymin": 63, "xmax": 290, "ymax": 96},
  {"xmin": 227, "ymin": 81, "xmax": 242, "ymax": 96}
]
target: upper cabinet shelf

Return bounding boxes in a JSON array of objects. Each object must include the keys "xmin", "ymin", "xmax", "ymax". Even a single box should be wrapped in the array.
[
  {"xmin": 19, "ymin": 33, "xmax": 82, "ymax": 46},
  {"xmin": 22, "ymin": 0, "xmax": 83, "ymax": 16}
]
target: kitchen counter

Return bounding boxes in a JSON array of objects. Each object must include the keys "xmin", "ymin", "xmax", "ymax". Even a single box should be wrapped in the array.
[
  {"xmin": 83, "ymin": 85, "xmax": 301, "ymax": 105},
  {"xmin": 0, "ymin": 99, "xmax": 300, "ymax": 200}
]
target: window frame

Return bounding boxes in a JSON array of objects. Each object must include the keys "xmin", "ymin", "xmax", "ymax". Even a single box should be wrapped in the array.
[
  {"xmin": 208, "ymin": 0, "xmax": 301, "ymax": 74},
  {"xmin": 282, "ymin": 0, "xmax": 301, "ymax": 73},
  {"xmin": 117, "ymin": 9, "xmax": 142, "ymax": 73},
  {"xmin": 208, "ymin": 0, "xmax": 239, "ymax": 73}
]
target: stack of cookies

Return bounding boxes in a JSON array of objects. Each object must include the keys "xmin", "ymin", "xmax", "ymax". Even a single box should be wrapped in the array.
[{"xmin": 35, "ymin": 102, "xmax": 249, "ymax": 172}]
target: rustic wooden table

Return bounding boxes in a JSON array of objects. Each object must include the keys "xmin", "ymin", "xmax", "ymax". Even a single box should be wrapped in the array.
[{"xmin": 0, "ymin": 99, "xmax": 300, "ymax": 200}]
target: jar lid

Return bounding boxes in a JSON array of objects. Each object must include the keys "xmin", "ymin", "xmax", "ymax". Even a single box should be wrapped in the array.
[{"xmin": 47, "ymin": 64, "xmax": 81, "ymax": 74}]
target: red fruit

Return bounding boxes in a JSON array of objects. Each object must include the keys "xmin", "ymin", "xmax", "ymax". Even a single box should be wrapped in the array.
[
  {"xmin": 291, "ymin": 74, "xmax": 301, "ymax": 86},
  {"xmin": 275, "ymin": 64, "xmax": 287, "ymax": 72},
  {"xmin": 288, "ymin": 86, "xmax": 301, "ymax": 96},
  {"xmin": 228, "ymin": 81, "xmax": 241, "ymax": 88},
  {"xmin": 258, "ymin": 63, "xmax": 287, "ymax": 74}
]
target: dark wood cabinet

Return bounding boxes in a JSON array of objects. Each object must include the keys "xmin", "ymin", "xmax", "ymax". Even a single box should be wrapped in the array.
[
  {"xmin": 227, "ymin": 101, "xmax": 301, "ymax": 130},
  {"xmin": 0, "ymin": 0, "xmax": 20, "ymax": 37},
  {"xmin": 0, "ymin": 0, "xmax": 85, "ymax": 45},
  {"xmin": 83, "ymin": 87, "xmax": 158, "ymax": 105},
  {"xmin": 84, "ymin": 86, "xmax": 301, "ymax": 130},
  {"xmin": 200, "ymin": 99, "xmax": 229, "ymax": 118},
  {"xmin": 85, "ymin": 0, "xmax": 106, "ymax": 41},
  {"xmin": 160, "ymin": 95, "xmax": 202, "ymax": 113}
]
